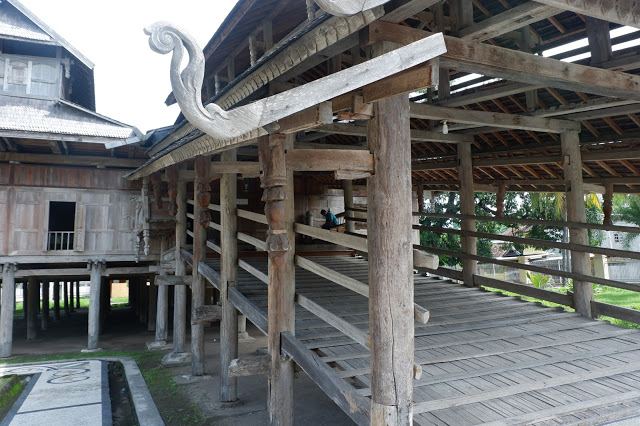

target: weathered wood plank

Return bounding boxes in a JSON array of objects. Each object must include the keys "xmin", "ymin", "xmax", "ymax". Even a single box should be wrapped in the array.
[
  {"xmin": 286, "ymin": 149, "xmax": 374, "ymax": 173},
  {"xmin": 198, "ymin": 261, "xmax": 221, "ymax": 291},
  {"xmin": 474, "ymin": 275, "xmax": 573, "ymax": 307},
  {"xmin": 592, "ymin": 301, "xmax": 640, "ymax": 325},
  {"xmin": 294, "ymin": 223, "xmax": 368, "ymax": 252},
  {"xmin": 155, "ymin": 275, "xmax": 192, "ymax": 286},
  {"xmin": 228, "ymin": 287, "xmax": 268, "ymax": 335},
  {"xmin": 192, "ymin": 305, "xmax": 222, "ymax": 325},
  {"xmin": 280, "ymin": 332, "xmax": 371, "ymax": 426},
  {"xmin": 238, "ymin": 259, "xmax": 269, "ymax": 284}
]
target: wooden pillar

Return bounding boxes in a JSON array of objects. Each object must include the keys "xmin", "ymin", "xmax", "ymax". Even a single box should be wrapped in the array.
[
  {"xmin": 69, "ymin": 280, "xmax": 75, "ymax": 312},
  {"xmin": 63, "ymin": 280, "xmax": 69, "ymax": 316},
  {"xmin": 164, "ymin": 171, "xmax": 190, "ymax": 364},
  {"xmin": 433, "ymin": 2, "xmax": 449, "ymax": 102},
  {"xmin": 562, "ymin": 131, "xmax": 592, "ymax": 317},
  {"xmin": 41, "ymin": 280, "xmax": 49, "ymax": 331},
  {"xmin": 259, "ymin": 133, "xmax": 295, "ymax": 425},
  {"xmin": 22, "ymin": 281, "xmax": 27, "ymax": 320},
  {"xmin": 458, "ymin": 142, "xmax": 477, "ymax": 287},
  {"xmin": 521, "ymin": 26, "xmax": 539, "ymax": 111},
  {"xmin": 148, "ymin": 276, "xmax": 158, "ymax": 332},
  {"xmin": 85, "ymin": 261, "xmax": 102, "ymax": 351},
  {"xmin": 156, "ymin": 237, "xmax": 169, "ymax": 345},
  {"xmin": 192, "ymin": 155, "xmax": 211, "ymax": 376},
  {"xmin": 603, "ymin": 182, "xmax": 614, "ymax": 225},
  {"xmin": 366, "ymin": 40, "xmax": 414, "ymax": 425},
  {"xmin": 99, "ymin": 277, "xmax": 110, "ymax": 335},
  {"xmin": 1, "ymin": 264, "xmax": 16, "ymax": 358},
  {"xmin": 76, "ymin": 281, "xmax": 80, "ymax": 307},
  {"xmin": 343, "ymin": 180, "xmax": 356, "ymax": 233},
  {"xmin": 220, "ymin": 149, "xmax": 239, "ymax": 403},
  {"xmin": 53, "ymin": 281, "xmax": 60, "ymax": 320},
  {"xmin": 26, "ymin": 276, "xmax": 38, "ymax": 340},
  {"xmin": 139, "ymin": 278, "xmax": 148, "ymax": 325},
  {"xmin": 417, "ymin": 182, "xmax": 425, "ymax": 212}
]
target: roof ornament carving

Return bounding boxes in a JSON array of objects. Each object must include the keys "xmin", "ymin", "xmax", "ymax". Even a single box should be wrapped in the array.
[
  {"xmin": 313, "ymin": 0, "xmax": 391, "ymax": 16},
  {"xmin": 145, "ymin": 21, "xmax": 447, "ymax": 143}
]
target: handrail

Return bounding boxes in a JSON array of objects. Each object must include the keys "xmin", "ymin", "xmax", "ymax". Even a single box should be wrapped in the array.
[
  {"xmin": 294, "ymin": 223, "xmax": 368, "ymax": 252},
  {"xmin": 237, "ymin": 232, "xmax": 267, "ymax": 251},
  {"xmin": 414, "ymin": 211, "xmax": 640, "ymax": 234},
  {"xmin": 414, "ymin": 243, "xmax": 640, "ymax": 293},
  {"xmin": 237, "ymin": 208, "xmax": 268, "ymax": 225},
  {"xmin": 415, "ymin": 225, "xmax": 640, "ymax": 261}
]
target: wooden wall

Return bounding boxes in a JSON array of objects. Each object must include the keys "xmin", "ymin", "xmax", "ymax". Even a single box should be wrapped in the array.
[{"xmin": 0, "ymin": 164, "xmax": 141, "ymax": 256}]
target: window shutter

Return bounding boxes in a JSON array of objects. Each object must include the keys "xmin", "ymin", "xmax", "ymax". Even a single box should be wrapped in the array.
[{"xmin": 74, "ymin": 204, "xmax": 85, "ymax": 251}]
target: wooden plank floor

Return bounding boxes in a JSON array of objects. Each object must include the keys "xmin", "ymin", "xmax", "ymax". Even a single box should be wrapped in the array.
[{"xmin": 206, "ymin": 255, "xmax": 640, "ymax": 425}]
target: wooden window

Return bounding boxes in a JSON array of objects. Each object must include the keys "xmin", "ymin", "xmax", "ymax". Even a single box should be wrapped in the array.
[
  {"xmin": 47, "ymin": 201, "xmax": 75, "ymax": 251},
  {"xmin": 1, "ymin": 54, "xmax": 59, "ymax": 98}
]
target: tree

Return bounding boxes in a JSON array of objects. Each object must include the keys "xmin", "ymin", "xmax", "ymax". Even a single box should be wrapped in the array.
[{"xmin": 613, "ymin": 194, "xmax": 640, "ymax": 249}]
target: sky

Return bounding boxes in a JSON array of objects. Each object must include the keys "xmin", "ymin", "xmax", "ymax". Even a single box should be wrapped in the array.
[{"xmin": 19, "ymin": 0, "xmax": 239, "ymax": 133}]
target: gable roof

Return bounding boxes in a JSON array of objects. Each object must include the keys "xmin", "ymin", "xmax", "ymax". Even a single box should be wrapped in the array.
[{"xmin": 1, "ymin": 0, "xmax": 94, "ymax": 69}]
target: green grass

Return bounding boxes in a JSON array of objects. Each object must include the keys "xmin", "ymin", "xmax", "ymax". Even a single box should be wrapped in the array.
[
  {"xmin": 484, "ymin": 283, "xmax": 640, "ymax": 329},
  {"xmin": 0, "ymin": 350, "xmax": 203, "ymax": 424},
  {"xmin": 0, "ymin": 376, "xmax": 24, "ymax": 419}
]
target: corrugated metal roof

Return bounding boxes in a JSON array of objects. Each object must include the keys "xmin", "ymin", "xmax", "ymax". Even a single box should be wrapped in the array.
[
  {"xmin": 0, "ymin": 1, "xmax": 51, "ymax": 42},
  {"xmin": 0, "ymin": 95, "xmax": 137, "ymax": 140}
]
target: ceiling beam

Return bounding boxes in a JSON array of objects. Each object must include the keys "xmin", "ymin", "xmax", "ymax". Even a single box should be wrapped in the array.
[
  {"xmin": 531, "ymin": 0, "xmax": 640, "ymax": 29},
  {"xmin": 410, "ymin": 102, "xmax": 580, "ymax": 133},
  {"xmin": 311, "ymin": 122, "xmax": 474, "ymax": 143},
  {"xmin": 367, "ymin": 21, "xmax": 640, "ymax": 101},
  {"xmin": 0, "ymin": 152, "xmax": 144, "ymax": 168}
]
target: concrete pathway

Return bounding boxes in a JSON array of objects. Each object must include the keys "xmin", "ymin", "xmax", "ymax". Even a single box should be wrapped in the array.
[{"xmin": 0, "ymin": 360, "xmax": 109, "ymax": 426}]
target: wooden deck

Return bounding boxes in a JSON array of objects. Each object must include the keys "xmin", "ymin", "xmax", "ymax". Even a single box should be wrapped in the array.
[{"xmin": 205, "ymin": 255, "xmax": 640, "ymax": 425}]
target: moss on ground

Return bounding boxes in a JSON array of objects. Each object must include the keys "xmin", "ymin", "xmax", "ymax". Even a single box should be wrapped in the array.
[{"xmin": 0, "ymin": 376, "xmax": 25, "ymax": 420}]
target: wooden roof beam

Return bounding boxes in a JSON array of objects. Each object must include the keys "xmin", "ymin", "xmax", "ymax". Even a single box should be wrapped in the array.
[
  {"xmin": 367, "ymin": 22, "xmax": 640, "ymax": 101},
  {"xmin": 311, "ymin": 122, "xmax": 474, "ymax": 143},
  {"xmin": 532, "ymin": 0, "xmax": 640, "ymax": 29},
  {"xmin": 0, "ymin": 152, "xmax": 144, "ymax": 168},
  {"xmin": 410, "ymin": 102, "xmax": 580, "ymax": 133}
]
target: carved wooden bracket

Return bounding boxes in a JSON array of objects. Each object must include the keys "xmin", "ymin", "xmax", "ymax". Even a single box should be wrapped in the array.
[
  {"xmin": 194, "ymin": 156, "xmax": 211, "ymax": 229},
  {"xmin": 166, "ymin": 165, "xmax": 179, "ymax": 216},
  {"xmin": 144, "ymin": 23, "xmax": 446, "ymax": 143},
  {"xmin": 151, "ymin": 172, "xmax": 163, "ymax": 209}
]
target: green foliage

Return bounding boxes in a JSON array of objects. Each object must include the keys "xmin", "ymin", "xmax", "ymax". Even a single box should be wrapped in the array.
[
  {"xmin": 526, "ymin": 272, "xmax": 550, "ymax": 289},
  {"xmin": 613, "ymin": 194, "xmax": 640, "ymax": 249}
]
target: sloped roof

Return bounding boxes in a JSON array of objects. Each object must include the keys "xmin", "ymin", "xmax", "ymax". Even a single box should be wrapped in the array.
[
  {"xmin": 1, "ymin": 0, "xmax": 93, "ymax": 69},
  {"xmin": 0, "ymin": 94, "xmax": 139, "ymax": 144}
]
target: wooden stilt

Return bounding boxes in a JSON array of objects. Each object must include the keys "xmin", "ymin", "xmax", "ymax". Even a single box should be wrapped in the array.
[
  {"xmin": 603, "ymin": 183, "xmax": 614, "ymax": 225},
  {"xmin": 22, "ymin": 281, "xmax": 27, "ymax": 320},
  {"xmin": 26, "ymin": 276, "xmax": 38, "ymax": 340},
  {"xmin": 99, "ymin": 277, "xmax": 109, "ymax": 335},
  {"xmin": 562, "ymin": 131, "xmax": 592, "ymax": 317},
  {"xmin": 156, "ymin": 244, "xmax": 169, "ymax": 343},
  {"xmin": 63, "ymin": 280, "xmax": 69, "ymax": 316},
  {"xmin": 192, "ymin": 155, "xmax": 211, "ymax": 376},
  {"xmin": 343, "ymin": 180, "xmax": 356, "ymax": 233},
  {"xmin": 1, "ymin": 264, "xmax": 16, "ymax": 358},
  {"xmin": 458, "ymin": 142, "xmax": 477, "ymax": 287},
  {"xmin": 86, "ymin": 261, "xmax": 102, "ymax": 351},
  {"xmin": 148, "ymin": 276, "xmax": 158, "ymax": 332},
  {"xmin": 53, "ymin": 281, "xmax": 60, "ymax": 320},
  {"xmin": 366, "ymin": 40, "xmax": 414, "ymax": 425},
  {"xmin": 220, "ymin": 149, "xmax": 239, "ymax": 403},
  {"xmin": 76, "ymin": 281, "xmax": 80, "ymax": 307},
  {"xmin": 41, "ymin": 280, "xmax": 49, "ymax": 331},
  {"xmin": 69, "ymin": 280, "xmax": 75, "ymax": 312},
  {"xmin": 259, "ymin": 134, "xmax": 295, "ymax": 425}
]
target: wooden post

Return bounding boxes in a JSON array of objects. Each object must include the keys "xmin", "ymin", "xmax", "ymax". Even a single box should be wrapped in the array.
[
  {"xmin": 458, "ymin": 142, "xmax": 477, "ymax": 287},
  {"xmin": 139, "ymin": 277, "xmax": 148, "ymax": 325},
  {"xmin": 163, "ymin": 172, "xmax": 191, "ymax": 364},
  {"xmin": 41, "ymin": 280, "xmax": 49, "ymax": 331},
  {"xmin": 562, "ymin": 131, "xmax": 592, "ymax": 317},
  {"xmin": 26, "ymin": 276, "xmax": 38, "ymax": 340},
  {"xmin": 99, "ymin": 277, "xmax": 110, "ymax": 335},
  {"xmin": 367, "ymin": 40, "xmax": 414, "ymax": 425},
  {"xmin": 433, "ymin": 2, "xmax": 449, "ymax": 102},
  {"xmin": 148, "ymin": 276, "xmax": 158, "ymax": 332},
  {"xmin": 586, "ymin": 17, "xmax": 612, "ymax": 65},
  {"xmin": 63, "ymin": 280, "xmax": 69, "ymax": 316},
  {"xmin": 69, "ymin": 280, "xmax": 75, "ymax": 312},
  {"xmin": 417, "ymin": 182, "xmax": 425, "ymax": 213},
  {"xmin": 76, "ymin": 281, "xmax": 80, "ymax": 307},
  {"xmin": 53, "ymin": 281, "xmax": 60, "ymax": 320},
  {"xmin": 220, "ymin": 149, "xmax": 239, "ymax": 403},
  {"xmin": 192, "ymin": 155, "xmax": 211, "ymax": 376},
  {"xmin": 156, "ymin": 240, "xmax": 169, "ymax": 345},
  {"xmin": 22, "ymin": 281, "xmax": 27, "ymax": 320},
  {"xmin": 259, "ymin": 133, "xmax": 295, "ymax": 425},
  {"xmin": 1, "ymin": 264, "xmax": 16, "ymax": 358},
  {"xmin": 603, "ymin": 182, "xmax": 614, "ymax": 225},
  {"xmin": 85, "ymin": 260, "xmax": 102, "ymax": 351},
  {"xmin": 343, "ymin": 180, "xmax": 356, "ymax": 233}
]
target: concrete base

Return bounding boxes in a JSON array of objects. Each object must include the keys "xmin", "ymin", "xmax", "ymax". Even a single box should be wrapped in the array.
[
  {"xmin": 80, "ymin": 347, "xmax": 103, "ymax": 353},
  {"xmin": 146, "ymin": 340, "xmax": 172, "ymax": 351},
  {"xmin": 161, "ymin": 351, "xmax": 192, "ymax": 366},
  {"xmin": 173, "ymin": 374, "xmax": 214, "ymax": 385},
  {"xmin": 238, "ymin": 332, "xmax": 254, "ymax": 342}
]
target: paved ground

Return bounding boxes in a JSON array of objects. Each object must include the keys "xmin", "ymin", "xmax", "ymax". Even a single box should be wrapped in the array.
[{"xmin": 0, "ymin": 360, "xmax": 107, "ymax": 426}]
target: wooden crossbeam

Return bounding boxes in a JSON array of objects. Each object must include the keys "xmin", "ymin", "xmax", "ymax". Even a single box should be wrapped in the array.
[
  {"xmin": 410, "ymin": 102, "xmax": 580, "ymax": 133},
  {"xmin": 191, "ymin": 305, "xmax": 222, "ymax": 325},
  {"xmin": 228, "ymin": 355, "xmax": 271, "ymax": 377},
  {"xmin": 286, "ymin": 149, "xmax": 374, "ymax": 172},
  {"xmin": 155, "ymin": 275, "xmax": 191, "ymax": 286},
  {"xmin": 312, "ymin": 122, "xmax": 474, "ymax": 143},
  {"xmin": 533, "ymin": 0, "xmax": 640, "ymax": 29},
  {"xmin": 0, "ymin": 152, "xmax": 144, "ymax": 168},
  {"xmin": 368, "ymin": 21, "xmax": 640, "ymax": 101}
]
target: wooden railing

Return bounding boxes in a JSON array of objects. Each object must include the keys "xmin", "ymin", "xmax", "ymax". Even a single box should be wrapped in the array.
[{"xmin": 47, "ymin": 231, "xmax": 74, "ymax": 251}]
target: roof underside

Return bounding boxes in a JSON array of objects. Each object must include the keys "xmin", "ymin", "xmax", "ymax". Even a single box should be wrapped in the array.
[{"xmin": 150, "ymin": 0, "xmax": 640, "ymax": 193}]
